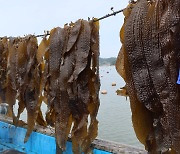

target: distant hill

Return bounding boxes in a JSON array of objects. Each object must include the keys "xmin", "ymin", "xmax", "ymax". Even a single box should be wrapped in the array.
[{"xmin": 99, "ymin": 57, "xmax": 116, "ymax": 66}]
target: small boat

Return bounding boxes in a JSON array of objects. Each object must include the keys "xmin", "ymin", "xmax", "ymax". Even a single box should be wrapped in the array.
[{"xmin": 0, "ymin": 116, "xmax": 146, "ymax": 154}]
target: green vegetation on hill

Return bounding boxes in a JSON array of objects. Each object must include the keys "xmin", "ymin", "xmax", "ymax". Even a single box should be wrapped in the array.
[{"xmin": 99, "ymin": 57, "xmax": 116, "ymax": 66}]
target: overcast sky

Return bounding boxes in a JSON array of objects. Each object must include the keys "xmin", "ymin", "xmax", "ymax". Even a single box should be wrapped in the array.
[{"xmin": 0, "ymin": 0, "xmax": 129, "ymax": 58}]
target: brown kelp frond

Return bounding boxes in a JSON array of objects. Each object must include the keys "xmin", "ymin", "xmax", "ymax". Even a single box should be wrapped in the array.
[{"xmin": 116, "ymin": 0, "xmax": 180, "ymax": 152}]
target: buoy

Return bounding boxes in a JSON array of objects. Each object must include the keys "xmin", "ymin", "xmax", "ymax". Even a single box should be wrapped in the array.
[
  {"xmin": 112, "ymin": 82, "xmax": 116, "ymax": 86},
  {"xmin": 101, "ymin": 90, "xmax": 107, "ymax": 94},
  {"xmin": 107, "ymin": 71, "xmax": 109, "ymax": 73}
]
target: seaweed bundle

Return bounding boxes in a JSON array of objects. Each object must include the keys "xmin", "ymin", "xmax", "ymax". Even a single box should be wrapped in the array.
[
  {"xmin": 116, "ymin": 0, "xmax": 180, "ymax": 153},
  {"xmin": 0, "ymin": 19, "xmax": 100, "ymax": 153},
  {"xmin": 44, "ymin": 19, "xmax": 100, "ymax": 153}
]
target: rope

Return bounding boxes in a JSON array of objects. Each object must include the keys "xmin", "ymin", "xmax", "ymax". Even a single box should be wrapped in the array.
[
  {"xmin": 92, "ymin": 8, "xmax": 124, "ymax": 22},
  {"xmin": 0, "ymin": 7, "xmax": 126, "ymax": 39}
]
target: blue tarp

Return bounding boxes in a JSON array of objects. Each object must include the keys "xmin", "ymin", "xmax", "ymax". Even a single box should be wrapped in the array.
[{"xmin": 0, "ymin": 121, "xmax": 111, "ymax": 154}]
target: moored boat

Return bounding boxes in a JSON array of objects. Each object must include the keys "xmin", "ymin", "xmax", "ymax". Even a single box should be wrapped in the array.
[{"xmin": 0, "ymin": 116, "xmax": 146, "ymax": 154}]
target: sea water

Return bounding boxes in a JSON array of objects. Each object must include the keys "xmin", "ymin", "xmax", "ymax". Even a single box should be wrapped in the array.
[{"xmin": 98, "ymin": 66, "xmax": 142, "ymax": 148}]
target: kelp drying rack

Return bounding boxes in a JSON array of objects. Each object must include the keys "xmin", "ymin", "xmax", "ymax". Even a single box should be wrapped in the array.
[{"xmin": 0, "ymin": 6, "xmax": 146, "ymax": 154}]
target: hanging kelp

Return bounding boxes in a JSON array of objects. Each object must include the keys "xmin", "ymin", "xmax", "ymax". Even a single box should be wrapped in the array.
[
  {"xmin": 44, "ymin": 19, "xmax": 100, "ymax": 153},
  {"xmin": 0, "ymin": 18, "xmax": 99, "ymax": 152},
  {"xmin": 6, "ymin": 37, "xmax": 21, "ymax": 120},
  {"xmin": 0, "ymin": 38, "xmax": 8, "ymax": 104},
  {"xmin": 116, "ymin": 1, "xmax": 153, "ymax": 150},
  {"xmin": 6, "ymin": 36, "xmax": 46, "ymax": 142},
  {"xmin": 116, "ymin": 0, "xmax": 180, "ymax": 153}
]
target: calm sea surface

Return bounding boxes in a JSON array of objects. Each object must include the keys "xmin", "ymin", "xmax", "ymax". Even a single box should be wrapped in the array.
[
  {"xmin": 98, "ymin": 66, "xmax": 143, "ymax": 148},
  {"xmin": 14, "ymin": 66, "xmax": 143, "ymax": 148}
]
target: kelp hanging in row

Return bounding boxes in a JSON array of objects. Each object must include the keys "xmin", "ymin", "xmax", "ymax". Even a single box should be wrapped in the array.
[
  {"xmin": 116, "ymin": 0, "xmax": 180, "ymax": 153},
  {"xmin": 0, "ymin": 19, "xmax": 100, "ymax": 153}
]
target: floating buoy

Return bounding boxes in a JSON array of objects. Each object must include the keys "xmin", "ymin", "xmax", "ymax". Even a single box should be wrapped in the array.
[
  {"xmin": 101, "ymin": 90, "xmax": 107, "ymax": 94},
  {"xmin": 107, "ymin": 71, "xmax": 109, "ymax": 73},
  {"xmin": 112, "ymin": 82, "xmax": 116, "ymax": 86}
]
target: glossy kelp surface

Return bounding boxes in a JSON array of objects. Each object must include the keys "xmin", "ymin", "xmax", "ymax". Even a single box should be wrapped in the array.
[{"xmin": 116, "ymin": 0, "xmax": 180, "ymax": 153}]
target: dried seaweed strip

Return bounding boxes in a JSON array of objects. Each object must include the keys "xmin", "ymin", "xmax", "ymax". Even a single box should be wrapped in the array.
[
  {"xmin": 0, "ymin": 41, "xmax": 4, "ymax": 103},
  {"xmin": 70, "ymin": 68, "xmax": 90, "ymax": 154},
  {"xmin": 124, "ymin": 47, "xmax": 154, "ymax": 150},
  {"xmin": 124, "ymin": 0, "xmax": 160, "ymax": 112},
  {"xmin": 123, "ymin": 1, "xmax": 160, "ymax": 151},
  {"xmin": 0, "ymin": 38, "xmax": 8, "ymax": 103},
  {"xmin": 37, "ymin": 37, "xmax": 49, "ymax": 91},
  {"xmin": 14, "ymin": 37, "xmax": 42, "ymax": 127},
  {"xmin": 17, "ymin": 39, "xmax": 28, "ymax": 87},
  {"xmin": 68, "ymin": 21, "xmax": 91, "ymax": 142},
  {"xmin": 46, "ymin": 27, "xmax": 66, "ymax": 128},
  {"xmin": 39, "ymin": 38, "xmax": 50, "ymax": 123},
  {"xmin": 116, "ymin": 1, "xmax": 154, "ymax": 150},
  {"xmin": 7, "ymin": 38, "xmax": 19, "ymax": 91},
  {"xmin": 68, "ymin": 20, "xmax": 100, "ymax": 154},
  {"xmin": 54, "ymin": 25, "xmax": 81, "ymax": 151},
  {"xmin": 116, "ymin": 2, "xmax": 137, "ymax": 83},
  {"xmin": 116, "ymin": 13, "xmax": 128, "ymax": 96},
  {"xmin": 90, "ymin": 19, "xmax": 99, "ymax": 74},
  {"xmin": 67, "ymin": 19, "xmax": 82, "ymax": 52},
  {"xmin": 67, "ymin": 22, "xmax": 91, "ymax": 139},
  {"xmin": 70, "ymin": 67, "xmax": 90, "ymax": 126},
  {"xmin": 49, "ymin": 27, "xmax": 65, "ymax": 77},
  {"xmin": 81, "ymin": 20, "xmax": 100, "ymax": 153},
  {"xmin": 23, "ymin": 36, "xmax": 41, "ymax": 142},
  {"xmin": 67, "ymin": 20, "xmax": 91, "ymax": 129},
  {"xmin": 141, "ymin": 1, "xmax": 173, "ymax": 151},
  {"xmin": 138, "ymin": 0, "xmax": 180, "ymax": 152},
  {"xmin": 48, "ymin": 27, "xmax": 65, "ymax": 108},
  {"xmin": 116, "ymin": 48, "xmax": 129, "ymax": 97},
  {"xmin": 67, "ymin": 20, "xmax": 100, "ymax": 154},
  {"xmin": 170, "ymin": 23, "xmax": 180, "ymax": 151},
  {"xmin": 44, "ymin": 46, "xmax": 54, "ymax": 126},
  {"xmin": 89, "ymin": 20, "xmax": 100, "ymax": 112},
  {"xmin": 14, "ymin": 37, "xmax": 45, "ymax": 127},
  {"xmin": 35, "ymin": 38, "xmax": 50, "ymax": 127},
  {"xmin": 48, "ymin": 26, "xmax": 73, "ymax": 150},
  {"xmin": 71, "ymin": 119, "xmax": 88, "ymax": 154},
  {"xmin": 13, "ymin": 38, "xmax": 29, "ymax": 123},
  {"xmin": 158, "ymin": 1, "xmax": 180, "ymax": 152},
  {"xmin": 55, "ymin": 49, "xmax": 74, "ymax": 151},
  {"xmin": 6, "ymin": 38, "xmax": 20, "ymax": 119},
  {"xmin": 68, "ymin": 20, "xmax": 91, "ymax": 84},
  {"xmin": 14, "ymin": 39, "xmax": 29, "ymax": 125},
  {"xmin": 81, "ymin": 70, "xmax": 99, "ymax": 153},
  {"xmin": 54, "ymin": 91, "xmax": 72, "ymax": 151}
]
